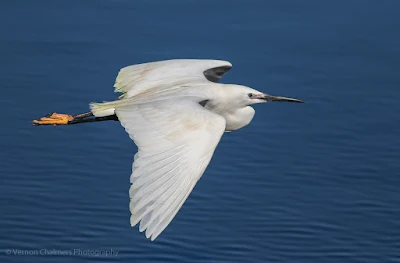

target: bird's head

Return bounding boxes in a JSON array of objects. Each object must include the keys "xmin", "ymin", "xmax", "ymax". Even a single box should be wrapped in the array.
[{"xmin": 230, "ymin": 85, "xmax": 304, "ymax": 107}]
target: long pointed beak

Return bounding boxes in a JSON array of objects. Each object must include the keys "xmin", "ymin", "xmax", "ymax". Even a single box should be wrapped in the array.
[{"xmin": 264, "ymin": 94, "xmax": 304, "ymax": 103}]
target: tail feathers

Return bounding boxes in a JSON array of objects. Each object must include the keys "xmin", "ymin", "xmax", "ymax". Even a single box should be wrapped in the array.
[{"xmin": 90, "ymin": 101, "xmax": 117, "ymax": 117}]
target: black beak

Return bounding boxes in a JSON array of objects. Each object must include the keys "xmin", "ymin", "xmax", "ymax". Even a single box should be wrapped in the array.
[{"xmin": 263, "ymin": 94, "xmax": 304, "ymax": 103}]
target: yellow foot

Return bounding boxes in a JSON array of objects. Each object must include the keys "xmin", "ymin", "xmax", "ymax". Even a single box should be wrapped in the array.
[{"xmin": 33, "ymin": 113, "xmax": 74, "ymax": 126}]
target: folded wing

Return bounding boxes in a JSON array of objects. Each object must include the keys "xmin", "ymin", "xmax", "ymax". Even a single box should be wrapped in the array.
[{"xmin": 115, "ymin": 98, "xmax": 226, "ymax": 240}]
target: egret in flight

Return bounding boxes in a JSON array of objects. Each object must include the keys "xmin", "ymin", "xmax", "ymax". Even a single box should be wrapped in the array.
[{"xmin": 33, "ymin": 59, "xmax": 303, "ymax": 240}]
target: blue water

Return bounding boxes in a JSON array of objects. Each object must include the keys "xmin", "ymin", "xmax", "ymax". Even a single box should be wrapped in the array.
[{"xmin": 1, "ymin": 0, "xmax": 400, "ymax": 262}]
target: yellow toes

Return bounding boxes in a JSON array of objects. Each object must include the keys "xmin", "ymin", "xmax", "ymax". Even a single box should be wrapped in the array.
[
  {"xmin": 49, "ymin": 113, "xmax": 74, "ymax": 121},
  {"xmin": 33, "ymin": 112, "xmax": 74, "ymax": 125}
]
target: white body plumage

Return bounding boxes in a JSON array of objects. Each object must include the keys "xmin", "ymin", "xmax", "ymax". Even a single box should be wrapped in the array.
[{"xmin": 88, "ymin": 59, "xmax": 302, "ymax": 240}]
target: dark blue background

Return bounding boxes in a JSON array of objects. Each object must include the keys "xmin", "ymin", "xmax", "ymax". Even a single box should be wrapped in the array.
[{"xmin": 1, "ymin": 0, "xmax": 399, "ymax": 262}]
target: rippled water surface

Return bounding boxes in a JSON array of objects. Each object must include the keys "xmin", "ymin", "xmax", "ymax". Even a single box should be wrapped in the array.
[{"xmin": 1, "ymin": 1, "xmax": 400, "ymax": 262}]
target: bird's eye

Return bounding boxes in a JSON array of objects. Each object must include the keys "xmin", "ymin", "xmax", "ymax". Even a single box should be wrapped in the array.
[{"xmin": 248, "ymin": 93, "xmax": 253, "ymax": 98}]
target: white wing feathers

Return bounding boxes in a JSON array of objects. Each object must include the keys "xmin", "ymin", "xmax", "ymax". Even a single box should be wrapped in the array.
[
  {"xmin": 115, "ymin": 99, "xmax": 226, "ymax": 240},
  {"xmin": 89, "ymin": 59, "xmax": 232, "ymax": 239},
  {"xmin": 114, "ymin": 59, "xmax": 232, "ymax": 98},
  {"xmin": 90, "ymin": 59, "xmax": 232, "ymax": 117}
]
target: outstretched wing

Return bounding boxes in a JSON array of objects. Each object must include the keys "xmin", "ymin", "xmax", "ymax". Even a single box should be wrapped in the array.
[
  {"xmin": 115, "ymin": 98, "xmax": 226, "ymax": 240},
  {"xmin": 114, "ymin": 59, "xmax": 232, "ymax": 98}
]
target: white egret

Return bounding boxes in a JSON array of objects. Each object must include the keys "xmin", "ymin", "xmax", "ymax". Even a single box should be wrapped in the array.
[{"xmin": 33, "ymin": 59, "xmax": 303, "ymax": 240}]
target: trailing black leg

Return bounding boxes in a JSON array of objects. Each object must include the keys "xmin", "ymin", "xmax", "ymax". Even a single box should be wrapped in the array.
[
  {"xmin": 33, "ymin": 112, "xmax": 119, "ymax": 125},
  {"xmin": 67, "ymin": 113, "xmax": 119, "ymax": 125}
]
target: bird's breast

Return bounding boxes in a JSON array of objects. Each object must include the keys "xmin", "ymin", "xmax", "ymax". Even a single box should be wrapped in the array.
[{"xmin": 221, "ymin": 106, "xmax": 255, "ymax": 131}]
